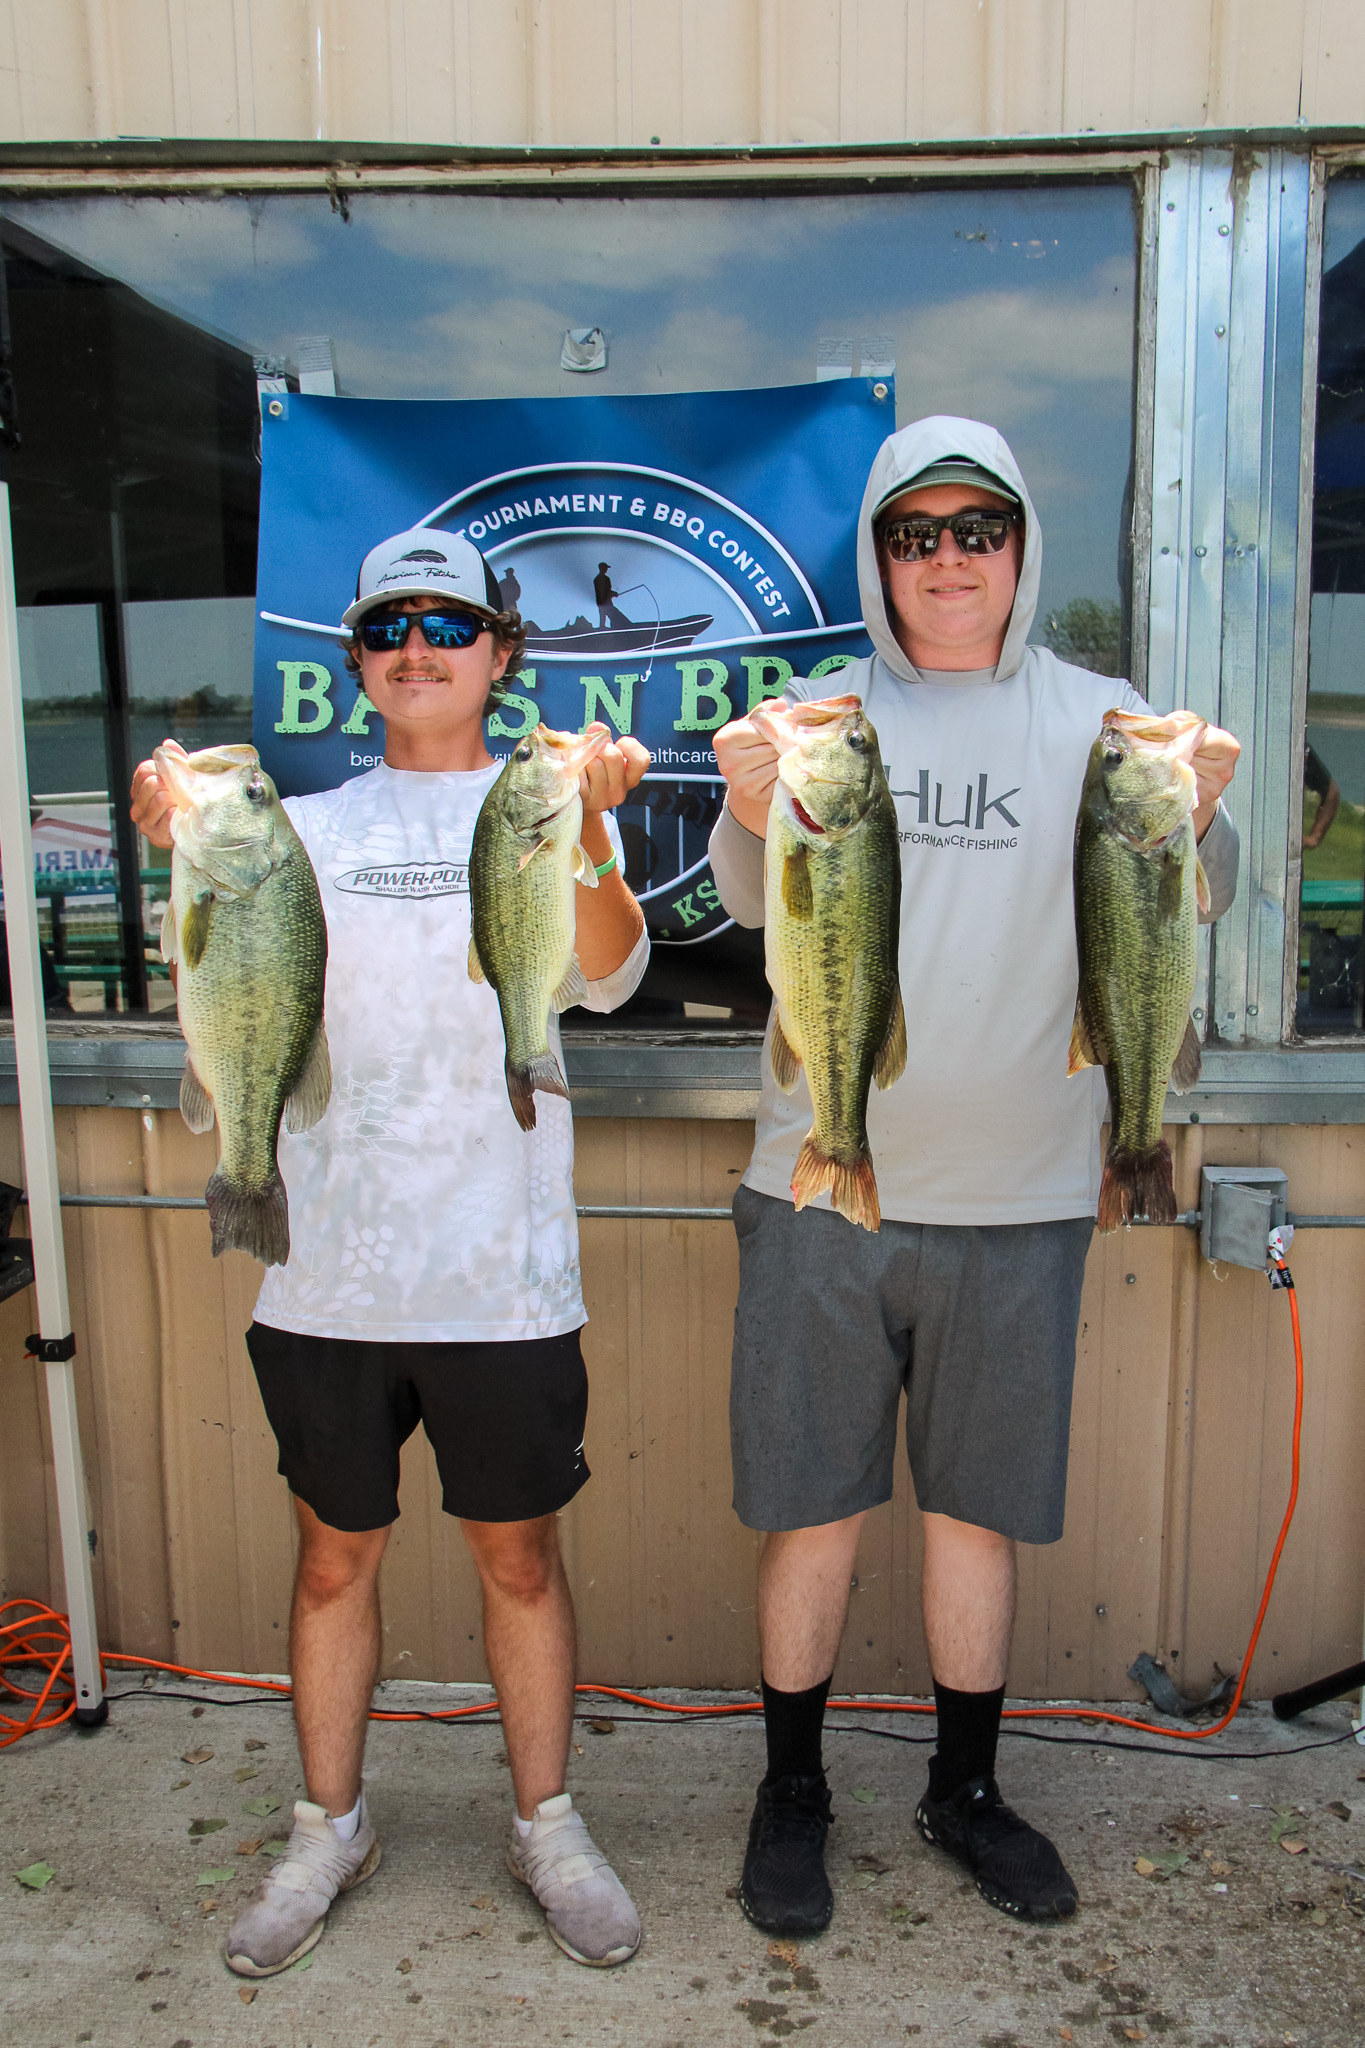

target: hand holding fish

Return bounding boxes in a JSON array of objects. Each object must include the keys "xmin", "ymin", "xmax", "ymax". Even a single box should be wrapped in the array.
[
  {"xmin": 130, "ymin": 740, "xmax": 187, "ymax": 852},
  {"xmin": 714, "ymin": 714, "xmax": 782, "ymax": 837},
  {"xmin": 577, "ymin": 726, "xmax": 650, "ymax": 813},
  {"xmin": 1191, "ymin": 723, "xmax": 1241, "ymax": 839}
]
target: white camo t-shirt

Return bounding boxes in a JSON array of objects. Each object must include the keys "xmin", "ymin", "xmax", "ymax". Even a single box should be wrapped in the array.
[{"xmin": 253, "ymin": 762, "xmax": 642, "ymax": 1343}]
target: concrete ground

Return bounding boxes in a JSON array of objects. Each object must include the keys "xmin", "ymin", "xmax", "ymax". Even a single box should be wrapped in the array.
[{"xmin": 2, "ymin": 1678, "xmax": 1364, "ymax": 2048}]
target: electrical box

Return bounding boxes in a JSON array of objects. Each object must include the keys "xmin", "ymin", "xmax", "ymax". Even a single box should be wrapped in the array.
[{"xmin": 1200, "ymin": 1165, "xmax": 1288, "ymax": 1270}]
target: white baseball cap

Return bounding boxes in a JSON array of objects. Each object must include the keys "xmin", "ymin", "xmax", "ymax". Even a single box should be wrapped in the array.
[{"xmin": 341, "ymin": 527, "xmax": 503, "ymax": 630}]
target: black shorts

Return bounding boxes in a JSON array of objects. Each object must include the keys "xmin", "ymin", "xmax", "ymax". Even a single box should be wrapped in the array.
[{"xmin": 246, "ymin": 1322, "xmax": 591, "ymax": 1533}]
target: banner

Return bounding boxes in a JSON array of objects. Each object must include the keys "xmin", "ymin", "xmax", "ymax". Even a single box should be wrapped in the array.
[{"xmin": 253, "ymin": 381, "xmax": 888, "ymax": 1001}]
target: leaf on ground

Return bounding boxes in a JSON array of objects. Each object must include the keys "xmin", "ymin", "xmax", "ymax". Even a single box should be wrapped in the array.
[
  {"xmin": 290, "ymin": 1953, "xmax": 314, "ymax": 1972},
  {"xmin": 196, "ymin": 1868, "xmax": 235, "ymax": 1886},
  {"xmin": 170, "ymin": 1780, "xmax": 191, "ymax": 1792},
  {"xmin": 181, "ymin": 1747, "xmax": 214, "ymax": 1766},
  {"xmin": 234, "ymin": 1766, "xmax": 259, "ymax": 1784},
  {"xmin": 236, "ymin": 1838, "xmax": 264, "ymax": 1857},
  {"xmin": 1135, "ymin": 1849, "xmax": 1187, "ymax": 1878},
  {"xmin": 1327, "ymin": 1802, "xmax": 1352, "ymax": 1822},
  {"xmin": 241, "ymin": 1796, "xmax": 281, "ymax": 1818},
  {"xmin": 1206, "ymin": 1860, "xmax": 1231, "ymax": 1877},
  {"xmin": 1269, "ymin": 1807, "xmax": 1300, "ymax": 1844},
  {"xmin": 261, "ymin": 1840, "xmax": 290, "ymax": 1857},
  {"xmin": 1311, "ymin": 1907, "xmax": 1328, "ymax": 1925},
  {"xmin": 1123, "ymin": 2031, "xmax": 1147, "ymax": 2043},
  {"xmin": 470, "ymin": 1895, "xmax": 493, "ymax": 1910},
  {"xmin": 850, "ymin": 1852, "xmax": 891, "ymax": 1874},
  {"xmin": 14, "ymin": 1862, "xmax": 54, "ymax": 1890},
  {"xmin": 243, "ymin": 1738, "xmax": 268, "ymax": 1752},
  {"xmin": 188, "ymin": 1818, "xmax": 227, "ymax": 1837},
  {"xmin": 396, "ymin": 1958, "xmax": 413, "ymax": 1974},
  {"xmin": 588, "ymin": 1718, "xmax": 614, "ymax": 1735},
  {"xmin": 850, "ymin": 1788, "xmax": 877, "ymax": 1805},
  {"xmin": 852, "ymin": 1870, "xmax": 878, "ymax": 1887},
  {"xmin": 767, "ymin": 1941, "xmax": 799, "ymax": 1968},
  {"xmin": 1094, "ymin": 1957, "xmax": 1118, "ymax": 1974},
  {"xmin": 1280, "ymin": 1838, "xmax": 1308, "ymax": 1856},
  {"xmin": 237, "ymin": 1988, "xmax": 257, "ymax": 2005},
  {"xmin": 1059, "ymin": 2031, "xmax": 1074, "ymax": 2044}
]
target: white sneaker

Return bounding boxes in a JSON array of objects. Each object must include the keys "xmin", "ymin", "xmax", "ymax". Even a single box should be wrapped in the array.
[
  {"xmin": 506, "ymin": 1792, "xmax": 641, "ymax": 1966},
  {"xmin": 225, "ymin": 1796, "xmax": 380, "ymax": 1977}
]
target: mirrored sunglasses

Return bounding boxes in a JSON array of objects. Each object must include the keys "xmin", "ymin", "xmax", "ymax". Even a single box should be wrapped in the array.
[
  {"xmin": 878, "ymin": 510, "xmax": 1020, "ymax": 562},
  {"xmin": 357, "ymin": 609, "xmax": 489, "ymax": 652}
]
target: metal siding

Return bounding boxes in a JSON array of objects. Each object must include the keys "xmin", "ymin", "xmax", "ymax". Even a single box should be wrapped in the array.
[{"xmin": 0, "ymin": 0, "xmax": 1361, "ymax": 144}]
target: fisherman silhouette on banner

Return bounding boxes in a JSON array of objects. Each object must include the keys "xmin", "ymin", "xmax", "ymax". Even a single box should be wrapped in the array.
[
  {"xmin": 497, "ymin": 563, "xmax": 521, "ymax": 613},
  {"xmin": 594, "ymin": 562, "xmax": 631, "ymax": 630}
]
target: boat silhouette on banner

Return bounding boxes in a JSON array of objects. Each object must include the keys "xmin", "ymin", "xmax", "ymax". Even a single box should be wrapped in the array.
[{"xmin": 521, "ymin": 612, "xmax": 713, "ymax": 657}]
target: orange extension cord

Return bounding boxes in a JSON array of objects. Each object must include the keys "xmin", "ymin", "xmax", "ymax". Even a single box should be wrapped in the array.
[{"xmin": 0, "ymin": 1258, "xmax": 1306, "ymax": 1754}]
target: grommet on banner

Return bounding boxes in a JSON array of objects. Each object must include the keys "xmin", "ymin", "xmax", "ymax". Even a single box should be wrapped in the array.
[{"xmin": 25, "ymin": 1331, "xmax": 77, "ymax": 1362}]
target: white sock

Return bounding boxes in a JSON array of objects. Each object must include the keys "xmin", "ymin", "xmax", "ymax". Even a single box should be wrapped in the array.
[
  {"xmin": 330, "ymin": 1795, "xmax": 363, "ymax": 1842},
  {"xmin": 513, "ymin": 1813, "xmax": 533, "ymax": 1838}
]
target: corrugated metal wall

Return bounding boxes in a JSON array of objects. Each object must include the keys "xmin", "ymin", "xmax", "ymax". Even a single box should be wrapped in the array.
[
  {"xmin": 2, "ymin": 1104, "xmax": 1362, "ymax": 1701},
  {"xmin": 0, "ymin": 0, "xmax": 1362, "ymax": 149}
]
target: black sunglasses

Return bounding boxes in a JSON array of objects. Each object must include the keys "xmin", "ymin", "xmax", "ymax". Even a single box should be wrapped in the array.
[
  {"xmin": 357, "ymin": 609, "xmax": 489, "ymax": 652},
  {"xmin": 878, "ymin": 510, "xmax": 1020, "ymax": 563}
]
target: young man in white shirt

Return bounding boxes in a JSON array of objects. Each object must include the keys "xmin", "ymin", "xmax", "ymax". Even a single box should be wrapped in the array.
[
  {"xmin": 708, "ymin": 417, "xmax": 1241, "ymax": 1935},
  {"xmin": 131, "ymin": 527, "xmax": 649, "ymax": 1975}
]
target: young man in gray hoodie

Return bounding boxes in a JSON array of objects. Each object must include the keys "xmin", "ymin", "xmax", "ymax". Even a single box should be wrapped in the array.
[{"xmin": 708, "ymin": 415, "xmax": 1241, "ymax": 1934}]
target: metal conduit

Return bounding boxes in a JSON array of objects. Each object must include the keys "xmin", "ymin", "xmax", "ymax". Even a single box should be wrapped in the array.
[{"xmin": 37, "ymin": 1195, "xmax": 1365, "ymax": 1226}]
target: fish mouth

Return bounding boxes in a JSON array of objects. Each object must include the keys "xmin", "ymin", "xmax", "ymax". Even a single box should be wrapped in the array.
[
  {"xmin": 1103, "ymin": 707, "xmax": 1208, "ymax": 766},
  {"xmin": 532, "ymin": 723, "xmax": 613, "ymax": 778},
  {"xmin": 791, "ymin": 797, "xmax": 825, "ymax": 835},
  {"xmin": 752, "ymin": 694, "xmax": 862, "ymax": 755},
  {"xmin": 154, "ymin": 739, "xmax": 261, "ymax": 810}
]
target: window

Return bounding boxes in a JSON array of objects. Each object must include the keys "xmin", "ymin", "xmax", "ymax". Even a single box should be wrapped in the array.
[
  {"xmin": 1302, "ymin": 171, "xmax": 1365, "ymax": 1035},
  {"xmin": 0, "ymin": 180, "xmax": 1139, "ymax": 1022}
]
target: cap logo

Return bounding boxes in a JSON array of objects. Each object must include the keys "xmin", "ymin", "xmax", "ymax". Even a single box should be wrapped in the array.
[{"xmin": 396, "ymin": 547, "xmax": 449, "ymax": 563}]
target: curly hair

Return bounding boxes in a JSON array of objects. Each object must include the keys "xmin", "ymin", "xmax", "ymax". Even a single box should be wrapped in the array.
[{"xmin": 343, "ymin": 609, "xmax": 528, "ymax": 719}]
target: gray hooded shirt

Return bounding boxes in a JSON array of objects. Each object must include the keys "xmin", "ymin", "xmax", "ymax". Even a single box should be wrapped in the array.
[{"xmin": 709, "ymin": 413, "xmax": 1239, "ymax": 1226}]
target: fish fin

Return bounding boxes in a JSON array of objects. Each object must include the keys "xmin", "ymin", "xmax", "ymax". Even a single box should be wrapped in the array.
[
  {"xmin": 160, "ymin": 900, "xmax": 178, "ymax": 966},
  {"xmin": 872, "ymin": 988, "xmax": 907, "ymax": 1091},
  {"xmin": 205, "ymin": 1166, "xmax": 290, "ymax": 1267},
  {"xmin": 181, "ymin": 891, "xmax": 214, "ymax": 971},
  {"xmin": 284, "ymin": 1020, "xmax": 332, "ymax": 1134},
  {"xmin": 468, "ymin": 934, "xmax": 487, "ymax": 984},
  {"xmin": 505, "ymin": 1051, "xmax": 570, "ymax": 1131},
  {"xmin": 781, "ymin": 845, "xmax": 814, "ymax": 921},
  {"xmin": 1170, "ymin": 1013, "xmax": 1203, "ymax": 1095},
  {"xmin": 178, "ymin": 1058, "xmax": 215, "ymax": 1135},
  {"xmin": 553, "ymin": 955, "xmax": 589, "ymax": 1012},
  {"xmin": 769, "ymin": 1015, "xmax": 802, "ymax": 1094},
  {"xmin": 517, "ymin": 837, "xmax": 553, "ymax": 872},
  {"xmin": 791, "ymin": 1133, "xmax": 881, "ymax": 1233},
  {"xmin": 572, "ymin": 844, "xmax": 600, "ymax": 888},
  {"xmin": 1096, "ymin": 1142, "xmax": 1176, "ymax": 1233},
  {"xmin": 1068, "ymin": 1002, "xmax": 1106, "ymax": 1076},
  {"xmin": 1195, "ymin": 856, "xmax": 1211, "ymax": 916}
]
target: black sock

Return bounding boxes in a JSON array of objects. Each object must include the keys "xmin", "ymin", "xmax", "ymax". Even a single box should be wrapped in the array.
[
  {"xmin": 929, "ymin": 1680, "xmax": 1006, "ymax": 1799},
  {"xmin": 761, "ymin": 1673, "xmax": 831, "ymax": 1784}
]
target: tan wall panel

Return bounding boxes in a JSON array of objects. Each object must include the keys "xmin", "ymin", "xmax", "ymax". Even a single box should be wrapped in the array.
[{"xmin": 1, "ymin": 1103, "xmax": 1362, "ymax": 1706}]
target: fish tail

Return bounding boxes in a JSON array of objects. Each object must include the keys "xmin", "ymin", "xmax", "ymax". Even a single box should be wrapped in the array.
[
  {"xmin": 205, "ymin": 1166, "xmax": 290, "ymax": 1267},
  {"xmin": 1096, "ymin": 1142, "xmax": 1176, "ymax": 1232},
  {"xmin": 505, "ymin": 1052, "xmax": 570, "ymax": 1133},
  {"xmin": 791, "ymin": 1133, "xmax": 881, "ymax": 1233}
]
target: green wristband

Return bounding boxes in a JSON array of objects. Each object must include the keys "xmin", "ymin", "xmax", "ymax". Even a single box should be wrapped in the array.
[{"xmin": 593, "ymin": 851, "xmax": 618, "ymax": 878}]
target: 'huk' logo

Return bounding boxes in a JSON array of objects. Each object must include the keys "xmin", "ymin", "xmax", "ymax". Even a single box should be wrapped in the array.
[{"xmin": 890, "ymin": 770, "xmax": 1022, "ymax": 832}]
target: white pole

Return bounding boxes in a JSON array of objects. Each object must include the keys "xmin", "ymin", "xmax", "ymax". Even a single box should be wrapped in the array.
[{"xmin": 0, "ymin": 481, "xmax": 105, "ymax": 1724}]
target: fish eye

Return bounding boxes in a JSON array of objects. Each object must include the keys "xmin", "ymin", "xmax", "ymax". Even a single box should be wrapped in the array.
[
  {"xmin": 1103, "ymin": 747, "xmax": 1124, "ymax": 768},
  {"xmin": 514, "ymin": 743, "xmax": 533, "ymax": 762},
  {"xmin": 246, "ymin": 776, "xmax": 268, "ymax": 804},
  {"xmin": 847, "ymin": 730, "xmax": 867, "ymax": 751}
]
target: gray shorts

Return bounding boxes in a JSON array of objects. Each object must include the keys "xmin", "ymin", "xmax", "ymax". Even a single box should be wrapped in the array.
[{"xmin": 729, "ymin": 1186, "xmax": 1094, "ymax": 1544}]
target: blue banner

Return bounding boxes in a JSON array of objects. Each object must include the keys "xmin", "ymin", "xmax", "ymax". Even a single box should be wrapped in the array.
[{"xmin": 253, "ymin": 381, "xmax": 888, "ymax": 958}]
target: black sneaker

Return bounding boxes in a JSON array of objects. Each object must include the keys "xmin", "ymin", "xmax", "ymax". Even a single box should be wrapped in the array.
[
  {"xmin": 915, "ymin": 1775, "xmax": 1079, "ymax": 1921},
  {"xmin": 738, "ymin": 1772, "xmax": 834, "ymax": 1935}
]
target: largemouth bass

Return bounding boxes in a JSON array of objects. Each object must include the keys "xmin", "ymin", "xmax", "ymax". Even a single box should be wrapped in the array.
[
  {"xmin": 468, "ymin": 723, "xmax": 611, "ymax": 1130},
  {"xmin": 1070, "ymin": 707, "xmax": 1210, "ymax": 1230},
  {"xmin": 156, "ymin": 740, "xmax": 330, "ymax": 1266},
  {"xmin": 753, "ymin": 694, "xmax": 906, "ymax": 1232}
]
